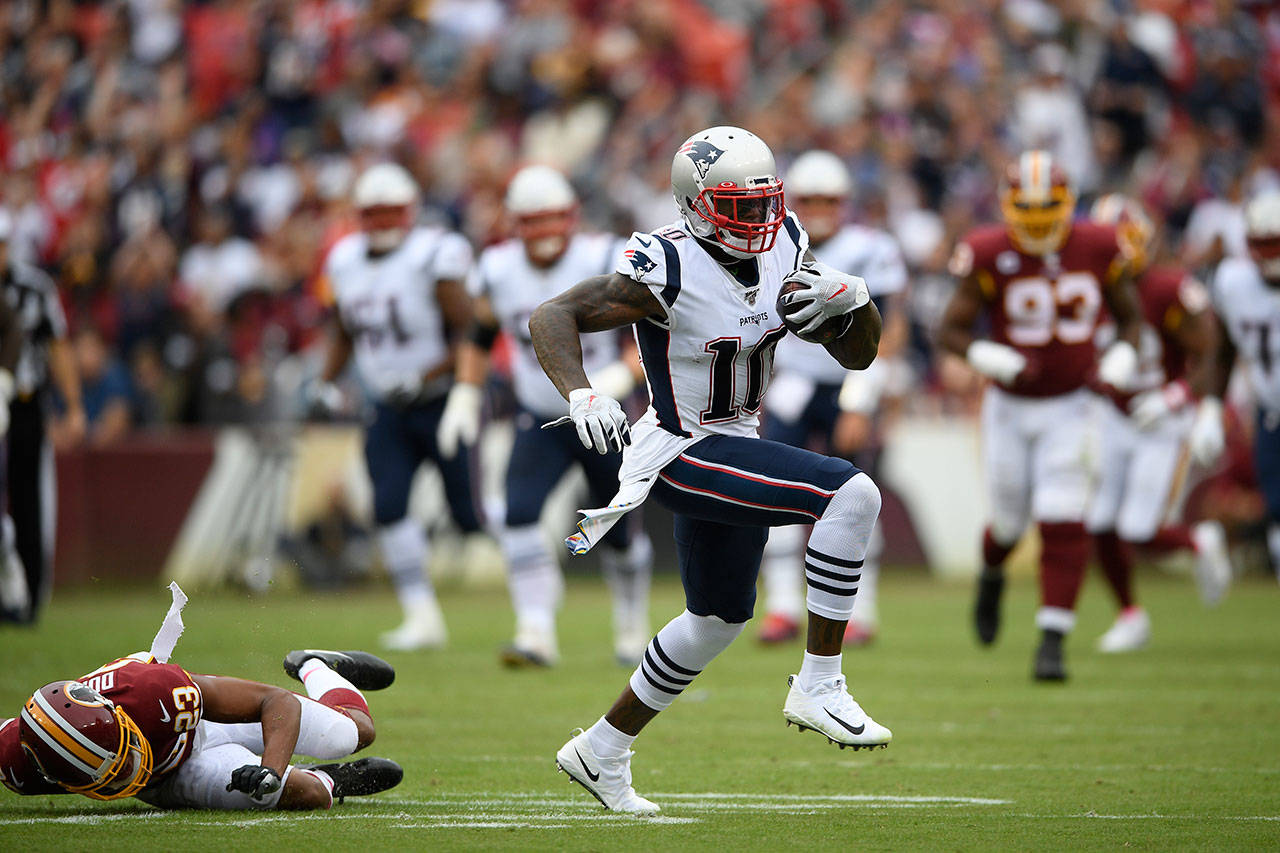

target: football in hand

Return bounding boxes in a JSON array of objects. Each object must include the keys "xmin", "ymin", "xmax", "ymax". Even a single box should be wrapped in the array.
[{"xmin": 777, "ymin": 278, "xmax": 849, "ymax": 345}]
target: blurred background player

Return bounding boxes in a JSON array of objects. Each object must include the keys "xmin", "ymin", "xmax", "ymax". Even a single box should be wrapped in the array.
[
  {"xmin": 312, "ymin": 163, "xmax": 480, "ymax": 651},
  {"xmin": 1085, "ymin": 194, "xmax": 1232, "ymax": 653},
  {"xmin": 937, "ymin": 150, "xmax": 1144, "ymax": 681},
  {"xmin": 533, "ymin": 127, "xmax": 890, "ymax": 814},
  {"xmin": 438, "ymin": 164, "xmax": 651, "ymax": 668},
  {"xmin": 0, "ymin": 209, "xmax": 84, "ymax": 625},
  {"xmin": 758, "ymin": 150, "xmax": 909, "ymax": 646},
  {"xmin": 1199, "ymin": 191, "xmax": 1280, "ymax": 581},
  {"xmin": 0, "ymin": 289, "xmax": 29, "ymax": 620},
  {"xmin": 1, "ymin": 649, "xmax": 401, "ymax": 810}
]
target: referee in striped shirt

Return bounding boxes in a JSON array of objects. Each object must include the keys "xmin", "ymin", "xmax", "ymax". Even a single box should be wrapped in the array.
[{"xmin": 0, "ymin": 210, "xmax": 84, "ymax": 624}]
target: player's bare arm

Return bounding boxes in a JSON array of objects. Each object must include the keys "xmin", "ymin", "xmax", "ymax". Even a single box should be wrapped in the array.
[
  {"xmin": 428, "ymin": 277, "xmax": 471, "ymax": 381},
  {"xmin": 935, "ymin": 271, "xmax": 986, "ymax": 357},
  {"xmin": 192, "ymin": 675, "xmax": 305, "ymax": 777},
  {"xmin": 1171, "ymin": 299, "xmax": 1221, "ymax": 399},
  {"xmin": 454, "ymin": 294, "xmax": 500, "ymax": 386},
  {"xmin": 1202, "ymin": 313, "xmax": 1238, "ymax": 400},
  {"xmin": 319, "ymin": 314, "xmax": 354, "ymax": 383},
  {"xmin": 530, "ymin": 272, "xmax": 663, "ymax": 399},
  {"xmin": 824, "ymin": 297, "xmax": 882, "ymax": 370},
  {"xmin": 1103, "ymin": 271, "xmax": 1144, "ymax": 349}
]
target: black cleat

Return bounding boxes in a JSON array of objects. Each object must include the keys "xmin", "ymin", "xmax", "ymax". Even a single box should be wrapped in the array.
[
  {"xmin": 299, "ymin": 757, "xmax": 403, "ymax": 802},
  {"xmin": 283, "ymin": 650, "xmax": 396, "ymax": 690},
  {"xmin": 1033, "ymin": 630, "xmax": 1068, "ymax": 682},
  {"xmin": 973, "ymin": 569, "xmax": 1005, "ymax": 646}
]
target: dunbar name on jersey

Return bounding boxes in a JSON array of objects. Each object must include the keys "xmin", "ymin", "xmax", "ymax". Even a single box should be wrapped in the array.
[
  {"xmin": 473, "ymin": 232, "xmax": 624, "ymax": 418},
  {"xmin": 325, "ymin": 225, "xmax": 473, "ymax": 400},
  {"xmin": 567, "ymin": 210, "xmax": 810, "ymax": 551}
]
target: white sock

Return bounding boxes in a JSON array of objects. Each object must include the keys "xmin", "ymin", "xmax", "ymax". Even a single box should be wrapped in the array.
[
  {"xmin": 585, "ymin": 715, "xmax": 637, "ymax": 759},
  {"xmin": 501, "ymin": 523, "xmax": 563, "ymax": 636},
  {"xmin": 379, "ymin": 518, "xmax": 433, "ymax": 612},
  {"xmin": 297, "ymin": 658, "xmax": 364, "ymax": 705},
  {"xmin": 629, "ymin": 609, "xmax": 744, "ymax": 711},
  {"xmin": 849, "ymin": 523, "xmax": 882, "ymax": 626},
  {"xmin": 805, "ymin": 473, "xmax": 881, "ymax": 621},
  {"xmin": 761, "ymin": 525, "xmax": 807, "ymax": 620},
  {"xmin": 600, "ymin": 533, "xmax": 653, "ymax": 631},
  {"xmin": 798, "ymin": 651, "xmax": 842, "ymax": 691}
]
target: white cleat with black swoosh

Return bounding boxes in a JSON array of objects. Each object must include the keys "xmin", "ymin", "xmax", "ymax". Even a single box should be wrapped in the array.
[
  {"xmin": 782, "ymin": 674, "xmax": 892, "ymax": 750},
  {"xmin": 555, "ymin": 729, "xmax": 660, "ymax": 814}
]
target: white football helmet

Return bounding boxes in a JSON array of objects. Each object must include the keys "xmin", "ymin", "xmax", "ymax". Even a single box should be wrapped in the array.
[
  {"xmin": 1246, "ymin": 190, "xmax": 1280, "ymax": 284},
  {"xmin": 506, "ymin": 165, "xmax": 578, "ymax": 266},
  {"xmin": 671, "ymin": 126, "xmax": 786, "ymax": 258},
  {"xmin": 353, "ymin": 162, "xmax": 419, "ymax": 253},
  {"xmin": 786, "ymin": 150, "xmax": 851, "ymax": 244}
]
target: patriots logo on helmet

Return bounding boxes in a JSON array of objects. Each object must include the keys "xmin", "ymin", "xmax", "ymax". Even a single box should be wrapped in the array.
[
  {"xmin": 625, "ymin": 248, "xmax": 658, "ymax": 277},
  {"xmin": 677, "ymin": 139, "xmax": 726, "ymax": 181}
]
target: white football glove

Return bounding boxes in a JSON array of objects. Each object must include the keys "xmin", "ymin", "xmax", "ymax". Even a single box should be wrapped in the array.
[
  {"xmin": 437, "ymin": 382, "xmax": 483, "ymax": 459},
  {"xmin": 779, "ymin": 260, "xmax": 871, "ymax": 337},
  {"xmin": 1128, "ymin": 381, "xmax": 1191, "ymax": 430},
  {"xmin": 0, "ymin": 369, "xmax": 12, "ymax": 438},
  {"xmin": 305, "ymin": 378, "xmax": 344, "ymax": 418},
  {"xmin": 543, "ymin": 388, "xmax": 631, "ymax": 454},
  {"xmin": 965, "ymin": 340, "xmax": 1027, "ymax": 385},
  {"xmin": 1098, "ymin": 341, "xmax": 1139, "ymax": 391},
  {"xmin": 1188, "ymin": 397, "xmax": 1226, "ymax": 467}
]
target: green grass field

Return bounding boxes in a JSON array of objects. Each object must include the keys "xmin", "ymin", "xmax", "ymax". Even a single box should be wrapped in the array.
[{"xmin": 1, "ymin": 570, "xmax": 1278, "ymax": 851}]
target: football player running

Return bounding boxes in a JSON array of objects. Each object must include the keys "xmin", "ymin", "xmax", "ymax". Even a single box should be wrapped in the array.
[
  {"xmin": 1198, "ymin": 190, "xmax": 1280, "ymax": 580},
  {"xmin": 758, "ymin": 150, "xmax": 909, "ymax": 647},
  {"xmin": 937, "ymin": 150, "xmax": 1144, "ymax": 681},
  {"xmin": 1085, "ymin": 195, "xmax": 1232, "ymax": 653},
  {"xmin": 313, "ymin": 163, "xmax": 482, "ymax": 651},
  {"xmin": 530, "ymin": 127, "xmax": 888, "ymax": 814},
  {"xmin": 437, "ymin": 164, "xmax": 652, "ymax": 668},
  {"xmin": 1, "ymin": 649, "xmax": 401, "ymax": 809}
]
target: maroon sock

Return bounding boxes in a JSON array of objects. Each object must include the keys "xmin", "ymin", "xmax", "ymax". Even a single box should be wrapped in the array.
[
  {"xmin": 320, "ymin": 688, "xmax": 370, "ymax": 718},
  {"xmin": 982, "ymin": 527, "xmax": 1016, "ymax": 571},
  {"xmin": 1039, "ymin": 521, "xmax": 1090, "ymax": 611},
  {"xmin": 1093, "ymin": 529, "xmax": 1135, "ymax": 609},
  {"xmin": 1140, "ymin": 525, "xmax": 1196, "ymax": 556}
]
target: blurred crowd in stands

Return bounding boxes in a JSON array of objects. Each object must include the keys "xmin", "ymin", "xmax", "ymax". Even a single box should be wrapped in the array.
[{"xmin": 1, "ymin": 0, "xmax": 1277, "ymax": 441}]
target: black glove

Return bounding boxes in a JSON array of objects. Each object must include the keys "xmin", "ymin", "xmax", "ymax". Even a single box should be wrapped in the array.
[{"xmin": 226, "ymin": 764, "xmax": 283, "ymax": 800}]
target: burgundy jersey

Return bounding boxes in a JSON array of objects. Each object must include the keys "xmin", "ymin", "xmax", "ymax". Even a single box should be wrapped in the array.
[
  {"xmin": 1096, "ymin": 265, "xmax": 1210, "ymax": 410},
  {"xmin": 950, "ymin": 221, "xmax": 1128, "ymax": 397},
  {"xmin": 1, "ymin": 654, "xmax": 203, "ymax": 796}
]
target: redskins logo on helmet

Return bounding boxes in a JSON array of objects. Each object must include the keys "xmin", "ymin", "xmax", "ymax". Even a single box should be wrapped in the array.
[
  {"xmin": 999, "ymin": 150, "xmax": 1075, "ymax": 256},
  {"xmin": 19, "ymin": 681, "xmax": 153, "ymax": 800},
  {"xmin": 1091, "ymin": 194, "xmax": 1155, "ymax": 274}
]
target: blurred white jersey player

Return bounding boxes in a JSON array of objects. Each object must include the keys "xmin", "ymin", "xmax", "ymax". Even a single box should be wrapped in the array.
[
  {"xmin": 438, "ymin": 165, "xmax": 651, "ymax": 667},
  {"xmin": 315, "ymin": 163, "xmax": 481, "ymax": 651},
  {"xmin": 1201, "ymin": 191, "xmax": 1280, "ymax": 578},
  {"xmin": 759, "ymin": 150, "xmax": 908, "ymax": 646}
]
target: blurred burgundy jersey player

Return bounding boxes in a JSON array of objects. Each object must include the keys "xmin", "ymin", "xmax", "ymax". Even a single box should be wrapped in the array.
[{"xmin": 949, "ymin": 220, "xmax": 1128, "ymax": 398}]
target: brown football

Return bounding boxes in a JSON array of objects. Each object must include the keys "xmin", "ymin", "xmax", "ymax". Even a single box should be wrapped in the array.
[{"xmin": 777, "ymin": 278, "xmax": 849, "ymax": 344}]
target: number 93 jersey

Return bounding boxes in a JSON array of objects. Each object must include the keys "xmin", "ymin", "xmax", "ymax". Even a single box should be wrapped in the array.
[
  {"xmin": 472, "ymin": 233, "xmax": 623, "ymax": 419},
  {"xmin": 619, "ymin": 213, "xmax": 809, "ymax": 440},
  {"xmin": 324, "ymin": 226, "xmax": 473, "ymax": 400},
  {"xmin": 950, "ymin": 221, "xmax": 1128, "ymax": 397}
]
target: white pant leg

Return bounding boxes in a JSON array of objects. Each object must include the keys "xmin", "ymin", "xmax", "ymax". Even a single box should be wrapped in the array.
[
  {"xmin": 1085, "ymin": 400, "xmax": 1137, "ymax": 534},
  {"xmin": 137, "ymin": 721, "xmax": 290, "ymax": 810},
  {"xmin": 1030, "ymin": 389, "xmax": 1096, "ymax": 524},
  {"xmin": 982, "ymin": 387, "xmax": 1034, "ymax": 544},
  {"xmin": 1115, "ymin": 411, "xmax": 1194, "ymax": 543}
]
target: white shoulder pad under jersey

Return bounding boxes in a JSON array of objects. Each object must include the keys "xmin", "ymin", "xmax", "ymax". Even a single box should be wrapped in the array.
[
  {"xmin": 774, "ymin": 222, "xmax": 908, "ymax": 385},
  {"xmin": 325, "ymin": 225, "xmax": 473, "ymax": 401},
  {"xmin": 1211, "ymin": 256, "xmax": 1280, "ymax": 411},
  {"xmin": 618, "ymin": 213, "xmax": 810, "ymax": 438},
  {"xmin": 476, "ymin": 233, "xmax": 624, "ymax": 417}
]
